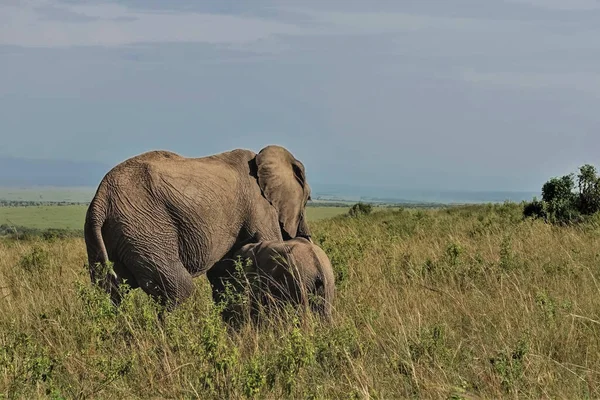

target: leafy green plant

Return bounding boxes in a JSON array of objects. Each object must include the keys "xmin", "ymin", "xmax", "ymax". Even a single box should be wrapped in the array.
[
  {"xmin": 267, "ymin": 322, "xmax": 316, "ymax": 396},
  {"xmin": 314, "ymin": 323, "xmax": 361, "ymax": 373},
  {"xmin": 19, "ymin": 246, "xmax": 50, "ymax": 272},
  {"xmin": 489, "ymin": 340, "xmax": 528, "ymax": 394},
  {"xmin": 241, "ymin": 356, "xmax": 267, "ymax": 398},
  {"xmin": 312, "ymin": 231, "xmax": 360, "ymax": 288},
  {"xmin": 522, "ymin": 197, "xmax": 547, "ymax": 220},
  {"xmin": 408, "ymin": 324, "xmax": 451, "ymax": 365},
  {"xmin": 0, "ymin": 331, "xmax": 58, "ymax": 398},
  {"xmin": 445, "ymin": 242, "xmax": 463, "ymax": 267}
]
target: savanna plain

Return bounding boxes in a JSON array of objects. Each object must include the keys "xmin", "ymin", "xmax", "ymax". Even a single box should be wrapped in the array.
[{"xmin": 1, "ymin": 203, "xmax": 600, "ymax": 399}]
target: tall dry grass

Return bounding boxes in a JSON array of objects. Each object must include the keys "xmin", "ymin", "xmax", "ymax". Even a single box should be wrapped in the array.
[{"xmin": 1, "ymin": 203, "xmax": 599, "ymax": 399}]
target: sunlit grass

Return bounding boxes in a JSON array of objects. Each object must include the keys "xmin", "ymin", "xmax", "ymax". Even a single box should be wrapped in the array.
[{"xmin": 1, "ymin": 203, "xmax": 599, "ymax": 398}]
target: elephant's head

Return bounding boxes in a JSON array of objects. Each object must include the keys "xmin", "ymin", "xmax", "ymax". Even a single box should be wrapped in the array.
[{"xmin": 255, "ymin": 145, "xmax": 312, "ymax": 241}]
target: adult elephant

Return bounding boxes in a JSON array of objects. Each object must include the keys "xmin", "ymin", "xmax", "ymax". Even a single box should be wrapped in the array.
[{"xmin": 84, "ymin": 145, "xmax": 312, "ymax": 308}]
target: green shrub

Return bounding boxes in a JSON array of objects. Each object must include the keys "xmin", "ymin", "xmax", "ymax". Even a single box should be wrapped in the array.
[
  {"xmin": 312, "ymin": 231, "xmax": 361, "ymax": 288},
  {"xmin": 489, "ymin": 339, "xmax": 528, "ymax": 394},
  {"xmin": 0, "ymin": 330, "xmax": 59, "ymax": 398},
  {"xmin": 348, "ymin": 202, "xmax": 372, "ymax": 217},
  {"xmin": 522, "ymin": 197, "xmax": 546, "ymax": 220},
  {"xmin": 19, "ymin": 246, "xmax": 50, "ymax": 272},
  {"xmin": 267, "ymin": 323, "xmax": 316, "ymax": 396}
]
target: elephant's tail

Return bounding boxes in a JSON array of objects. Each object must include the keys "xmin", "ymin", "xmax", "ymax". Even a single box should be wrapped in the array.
[{"xmin": 84, "ymin": 194, "xmax": 114, "ymax": 286}]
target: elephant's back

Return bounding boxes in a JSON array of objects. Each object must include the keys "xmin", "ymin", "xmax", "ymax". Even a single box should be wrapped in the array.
[
  {"xmin": 289, "ymin": 239, "xmax": 333, "ymax": 279},
  {"xmin": 95, "ymin": 150, "xmax": 183, "ymax": 190},
  {"xmin": 116, "ymin": 149, "xmax": 256, "ymax": 178},
  {"xmin": 96, "ymin": 148, "xmax": 258, "ymax": 194},
  {"xmin": 107, "ymin": 150, "xmax": 183, "ymax": 174},
  {"xmin": 260, "ymin": 238, "xmax": 320, "ymax": 276},
  {"xmin": 126, "ymin": 150, "xmax": 183, "ymax": 162},
  {"xmin": 307, "ymin": 242, "xmax": 331, "ymax": 268}
]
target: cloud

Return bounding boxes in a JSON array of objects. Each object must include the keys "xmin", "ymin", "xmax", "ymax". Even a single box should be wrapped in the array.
[
  {"xmin": 4, "ymin": 1, "xmax": 597, "ymax": 51},
  {"xmin": 461, "ymin": 68, "xmax": 600, "ymax": 96},
  {"xmin": 279, "ymin": 7, "xmax": 541, "ymax": 36},
  {"xmin": 504, "ymin": 0, "xmax": 600, "ymax": 11},
  {"xmin": 1, "ymin": 0, "xmax": 599, "ymax": 192},
  {"xmin": 0, "ymin": 1, "xmax": 303, "ymax": 47},
  {"xmin": 36, "ymin": 4, "xmax": 100, "ymax": 23}
]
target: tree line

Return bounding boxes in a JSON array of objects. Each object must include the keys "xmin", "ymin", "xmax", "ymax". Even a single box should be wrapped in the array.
[
  {"xmin": 524, "ymin": 164, "xmax": 600, "ymax": 224},
  {"xmin": 0, "ymin": 200, "xmax": 89, "ymax": 207}
]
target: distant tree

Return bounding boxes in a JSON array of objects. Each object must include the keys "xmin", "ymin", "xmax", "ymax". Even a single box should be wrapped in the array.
[
  {"xmin": 348, "ymin": 202, "xmax": 373, "ymax": 217},
  {"xmin": 577, "ymin": 164, "xmax": 600, "ymax": 215},
  {"xmin": 541, "ymin": 174, "xmax": 575, "ymax": 204},
  {"xmin": 524, "ymin": 164, "xmax": 600, "ymax": 224},
  {"xmin": 538, "ymin": 173, "xmax": 578, "ymax": 223}
]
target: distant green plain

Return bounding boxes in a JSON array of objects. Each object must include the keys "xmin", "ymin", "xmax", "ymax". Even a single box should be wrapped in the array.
[
  {"xmin": 0, "ymin": 205, "xmax": 89, "ymax": 230},
  {"xmin": 0, "ymin": 205, "xmax": 349, "ymax": 230},
  {"xmin": 0, "ymin": 187, "xmax": 96, "ymax": 203},
  {"xmin": 0, "ymin": 186, "xmax": 405, "ymax": 230}
]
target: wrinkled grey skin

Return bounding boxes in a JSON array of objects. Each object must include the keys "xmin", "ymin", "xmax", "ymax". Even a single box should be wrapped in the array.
[
  {"xmin": 207, "ymin": 237, "xmax": 335, "ymax": 322},
  {"xmin": 84, "ymin": 145, "xmax": 312, "ymax": 309}
]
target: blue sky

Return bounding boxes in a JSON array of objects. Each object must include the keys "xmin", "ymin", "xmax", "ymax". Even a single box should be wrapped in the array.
[{"xmin": 1, "ymin": 0, "xmax": 599, "ymax": 191}]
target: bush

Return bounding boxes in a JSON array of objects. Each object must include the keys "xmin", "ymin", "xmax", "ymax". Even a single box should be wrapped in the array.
[
  {"xmin": 525, "ymin": 164, "xmax": 600, "ymax": 224},
  {"xmin": 348, "ymin": 202, "xmax": 372, "ymax": 217},
  {"xmin": 522, "ymin": 198, "xmax": 546, "ymax": 220},
  {"xmin": 19, "ymin": 246, "xmax": 50, "ymax": 272},
  {"xmin": 577, "ymin": 164, "xmax": 600, "ymax": 215}
]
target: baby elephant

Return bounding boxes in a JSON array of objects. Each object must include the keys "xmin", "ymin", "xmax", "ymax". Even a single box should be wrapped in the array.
[{"xmin": 207, "ymin": 237, "xmax": 335, "ymax": 323}]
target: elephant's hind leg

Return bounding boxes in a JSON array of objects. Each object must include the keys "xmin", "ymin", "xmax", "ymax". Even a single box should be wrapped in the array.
[
  {"xmin": 108, "ymin": 261, "xmax": 140, "ymax": 306},
  {"xmin": 138, "ymin": 260, "xmax": 195, "ymax": 310}
]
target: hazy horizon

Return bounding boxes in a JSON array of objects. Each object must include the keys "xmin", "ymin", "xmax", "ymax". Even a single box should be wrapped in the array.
[
  {"xmin": 2, "ymin": 0, "xmax": 599, "ymax": 193},
  {"xmin": 0, "ymin": 182, "xmax": 540, "ymax": 205},
  {"xmin": 0, "ymin": 153, "xmax": 542, "ymax": 197}
]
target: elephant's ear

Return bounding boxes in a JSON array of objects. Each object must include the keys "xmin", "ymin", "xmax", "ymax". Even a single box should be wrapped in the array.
[{"xmin": 256, "ymin": 145, "xmax": 308, "ymax": 238}]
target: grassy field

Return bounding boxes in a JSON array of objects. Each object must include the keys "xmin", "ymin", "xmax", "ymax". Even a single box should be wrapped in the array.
[
  {"xmin": 0, "ymin": 204, "xmax": 352, "ymax": 231},
  {"xmin": 1, "ymin": 203, "xmax": 600, "ymax": 398},
  {"xmin": 0, "ymin": 187, "xmax": 96, "ymax": 203},
  {"xmin": 0, "ymin": 205, "xmax": 89, "ymax": 230}
]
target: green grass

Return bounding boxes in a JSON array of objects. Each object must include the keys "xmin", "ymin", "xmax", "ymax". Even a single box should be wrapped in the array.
[
  {"xmin": 0, "ymin": 186, "xmax": 96, "ymax": 203},
  {"xmin": 1, "ymin": 203, "xmax": 599, "ymax": 398},
  {"xmin": 305, "ymin": 206, "xmax": 349, "ymax": 221},
  {"xmin": 0, "ymin": 204, "xmax": 349, "ymax": 230},
  {"xmin": 0, "ymin": 205, "xmax": 88, "ymax": 230}
]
